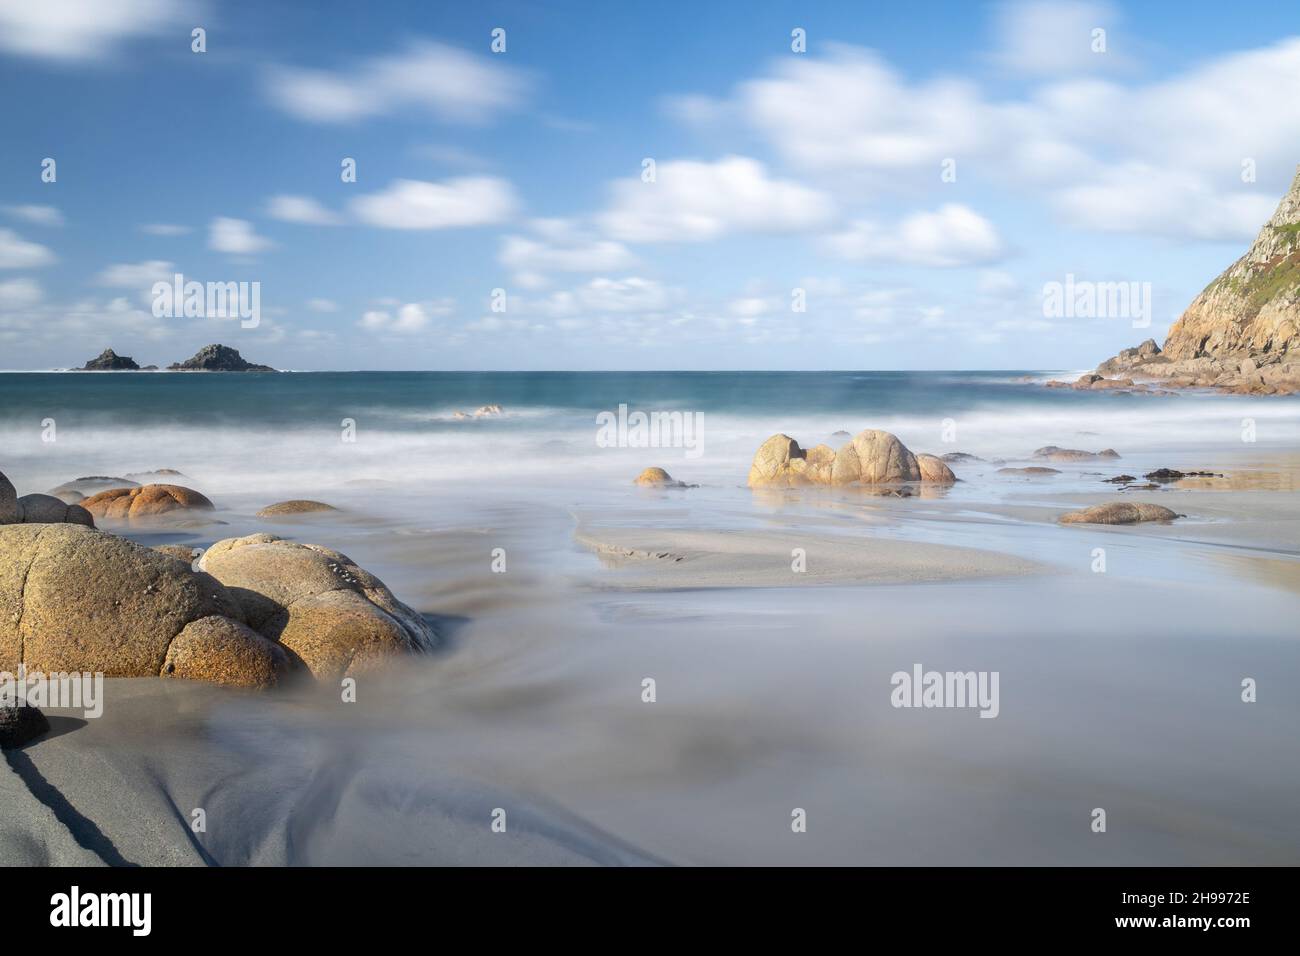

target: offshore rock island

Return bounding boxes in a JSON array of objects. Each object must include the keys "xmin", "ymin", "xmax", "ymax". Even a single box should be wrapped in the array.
[{"xmin": 75, "ymin": 344, "xmax": 275, "ymax": 372}]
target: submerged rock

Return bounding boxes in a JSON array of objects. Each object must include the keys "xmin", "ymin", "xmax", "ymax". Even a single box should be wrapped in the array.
[
  {"xmin": 1032, "ymin": 445, "xmax": 1121, "ymax": 462},
  {"xmin": 633, "ymin": 467, "xmax": 688, "ymax": 488},
  {"xmin": 256, "ymin": 499, "xmax": 339, "ymax": 517},
  {"xmin": 1059, "ymin": 502, "xmax": 1182, "ymax": 525},
  {"xmin": 47, "ymin": 476, "xmax": 138, "ymax": 501},
  {"xmin": 1144, "ymin": 468, "xmax": 1223, "ymax": 482},
  {"xmin": 998, "ymin": 466, "xmax": 1061, "ymax": 476}
]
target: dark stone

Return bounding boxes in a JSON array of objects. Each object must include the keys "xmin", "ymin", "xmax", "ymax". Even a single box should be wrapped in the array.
[
  {"xmin": 80, "ymin": 348, "xmax": 140, "ymax": 371},
  {"xmin": 0, "ymin": 705, "xmax": 50, "ymax": 749},
  {"xmin": 1103, "ymin": 475, "xmax": 1137, "ymax": 483},
  {"xmin": 1145, "ymin": 468, "xmax": 1224, "ymax": 482},
  {"xmin": 168, "ymin": 344, "xmax": 276, "ymax": 372}
]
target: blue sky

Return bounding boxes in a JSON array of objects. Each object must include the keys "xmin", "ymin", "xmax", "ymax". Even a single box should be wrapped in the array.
[{"xmin": 1, "ymin": 0, "xmax": 1298, "ymax": 370}]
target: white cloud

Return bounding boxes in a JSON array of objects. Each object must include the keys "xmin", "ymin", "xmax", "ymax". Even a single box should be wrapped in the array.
[
  {"xmin": 96, "ymin": 259, "xmax": 174, "ymax": 287},
  {"xmin": 307, "ymin": 297, "xmax": 339, "ymax": 312},
  {"xmin": 695, "ymin": 38, "xmax": 1300, "ymax": 241},
  {"xmin": 991, "ymin": 1, "xmax": 1123, "ymax": 75},
  {"xmin": 351, "ymin": 177, "xmax": 517, "ymax": 230},
  {"xmin": 209, "ymin": 217, "xmax": 275, "ymax": 255},
  {"xmin": 1053, "ymin": 164, "xmax": 1276, "ymax": 240},
  {"xmin": 517, "ymin": 277, "xmax": 680, "ymax": 322},
  {"xmin": 574, "ymin": 277, "xmax": 675, "ymax": 313},
  {"xmin": 0, "ymin": 228, "xmax": 55, "ymax": 268},
  {"xmin": 728, "ymin": 295, "xmax": 783, "ymax": 318},
  {"xmin": 500, "ymin": 219, "xmax": 636, "ymax": 278},
  {"xmin": 3, "ymin": 204, "xmax": 63, "ymax": 227},
  {"xmin": 977, "ymin": 270, "xmax": 1022, "ymax": 298},
  {"xmin": 598, "ymin": 156, "xmax": 834, "ymax": 242},
  {"xmin": 739, "ymin": 48, "xmax": 988, "ymax": 174},
  {"xmin": 266, "ymin": 40, "xmax": 528, "ymax": 124},
  {"xmin": 826, "ymin": 205, "xmax": 1006, "ymax": 268},
  {"xmin": 267, "ymin": 195, "xmax": 343, "ymax": 226},
  {"xmin": 140, "ymin": 222, "xmax": 191, "ymax": 236},
  {"xmin": 0, "ymin": 277, "xmax": 42, "ymax": 308},
  {"xmin": 0, "ymin": 0, "xmax": 191, "ymax": 61},
  {"xmin": 359, "ymin": 298, "xmax": 453, "ymax": 334}
]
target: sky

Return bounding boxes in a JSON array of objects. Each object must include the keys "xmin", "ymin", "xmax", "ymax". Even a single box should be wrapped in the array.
[{"xmin": 1, "ymin": 0, "xmax": 1298, "ymax": 371}]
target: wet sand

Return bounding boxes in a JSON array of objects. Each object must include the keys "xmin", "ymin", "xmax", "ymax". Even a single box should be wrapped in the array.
[{"xmin": 3, "ymin": 442, "xmax": 1299, "ymax": 866}]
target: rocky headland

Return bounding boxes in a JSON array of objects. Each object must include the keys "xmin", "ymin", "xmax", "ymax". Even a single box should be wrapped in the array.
[{"xmin": 1058, "ymin": 165, "xmax": 1300, "ymax": 395}]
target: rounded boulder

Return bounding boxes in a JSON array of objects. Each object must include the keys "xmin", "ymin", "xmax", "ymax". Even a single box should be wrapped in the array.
[
  {"xmin": 0, "ymin": 524, "xmax": 244, "ymax": 676},
  {"xmin": 162, "ymin": 616, "xmax": 295, "ymax": 690},
  {"xmin": 81, "ymin": 484, "xmax": 214, "ymax": 523},
  {"xmin": 198, "ymin": 534, "xmax": 437, "ymax": 680}
]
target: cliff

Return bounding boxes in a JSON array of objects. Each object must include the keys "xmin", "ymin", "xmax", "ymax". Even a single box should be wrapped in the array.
[{"xmin": 1088, "ymin": 165, "xmax": 1300, "ymax": 394}]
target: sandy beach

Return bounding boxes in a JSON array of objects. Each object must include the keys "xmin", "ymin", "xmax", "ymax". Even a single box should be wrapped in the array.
[{"xmin": 4, "ymin": 394, "xmax": 1297, "ymax": 866}]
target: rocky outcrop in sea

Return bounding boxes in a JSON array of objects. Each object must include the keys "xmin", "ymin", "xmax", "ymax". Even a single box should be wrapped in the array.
[{"xmin": 168, "ymin": 343, "xmax": 276, "ymax": 372}]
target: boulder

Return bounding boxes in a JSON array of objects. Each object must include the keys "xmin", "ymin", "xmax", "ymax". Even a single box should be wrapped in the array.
[
  {"xmin": 916, "ymin": 454, "xmax": 957, "ymax": 483},
  {"xmin": 1058, "ymin": 502, "xmax": 1181, "ymax": 525},
  {"xmin": 15, "ymin": 493, "xmax": 94, "ymax": 526},
  {"xmin": 0, "ymin": 706, "xmax": 49, "ymax": 749},
  {"xmin": 197, "ymin": 534, "xmax": 437, "ymax": 680},
  {"xmin": 47, "ymin": 476, "xmax": 138, "ymax": 501},
  {"xmin": 998, "ymin": 466, "xmax": 1061, "ymax": 476},
  {"xmin": 748, "ymin": 429, "xmax": 926, "ymax": 487},
  {"xmin": 256, "ymin": 499, "xmax": 339, "ymax": 517},
  {"xmin": 0, "ymin": 524, "xmax": 430, "ymax": 687},
  {"xmin": 831, "ymin": 430, "xmax": 922, "ymax": 484},
  {"xmin": 0, "ymin": 524, "xmax": 243, "ymax": 676},
  {"xmin": 162, "ymin": 616, "xmax": 293, "ymax": 690},
  {"xmin": 1032, "ymin": 446, "xmax": 1121, "ymax": 462},
  {"xmin": 747, "ymin": 434, "xmax": 806, "ymax": 486},
  {"xmin": 124, "ymin": 468, "xmax": 186, "ymax": 482},
  {"xmin": 81, "ymin": 483, "xmax": 214, "ymax": 523},
  {"xmin": 0, "ymin": 470, "xmax": 15, "ymax": 525},
  {"xmin": 152, "ymin": 544, "xmax": 199, "ymax": 562},
  {"xmin": 633, "ymin": 467, "xmax": 684, "ymax": 487}
]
